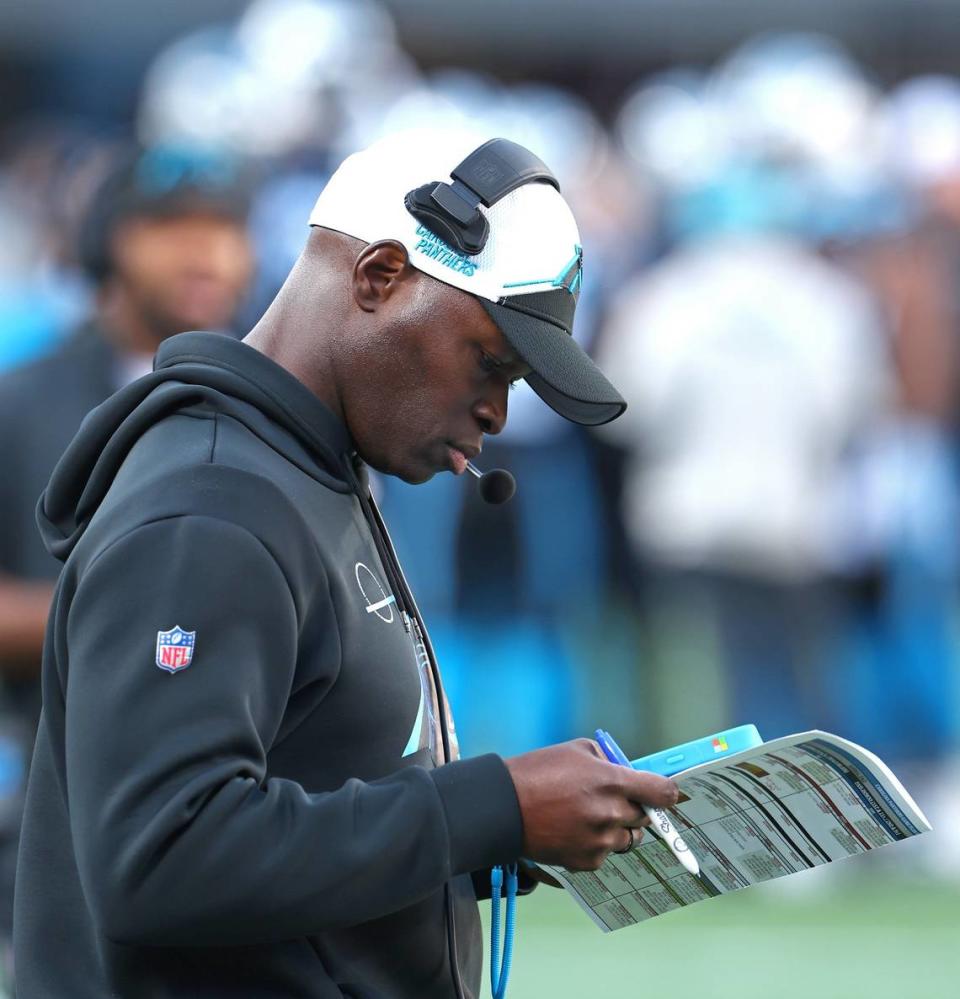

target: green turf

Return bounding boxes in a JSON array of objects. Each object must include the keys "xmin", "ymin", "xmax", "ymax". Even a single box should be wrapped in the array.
[{"xmin": 480, "ymin": 873, "xmax": 960, "ymax": 998}]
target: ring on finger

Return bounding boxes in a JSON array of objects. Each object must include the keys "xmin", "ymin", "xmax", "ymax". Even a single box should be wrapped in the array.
[{"xmin": 613, "ymin": 827, "xmax": 635, "ymax": 855}]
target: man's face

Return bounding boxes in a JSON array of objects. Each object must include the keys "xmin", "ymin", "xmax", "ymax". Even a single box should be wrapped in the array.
[
  {"xmin": 345, "ymin": 270, "xmax": 530, "ymax": 485},
  {"xmin": 109, "ymin": 213, "xmax": 254, "ymax": 343}
]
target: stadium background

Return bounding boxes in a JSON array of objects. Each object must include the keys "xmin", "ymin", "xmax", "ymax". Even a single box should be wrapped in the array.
[{"xmin": 1, "ymin": 1, "xmax": 958, "ymax": 995}]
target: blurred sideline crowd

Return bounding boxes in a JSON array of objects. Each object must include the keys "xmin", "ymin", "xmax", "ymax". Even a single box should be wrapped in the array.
[{"xmin": 2, "ymin": 0, "xmax": 960, "ymax": 984}]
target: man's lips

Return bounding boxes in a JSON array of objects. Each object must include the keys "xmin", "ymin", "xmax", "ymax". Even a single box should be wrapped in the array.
[{"xmin": 445, "ymin": 442, "xmax": 480, "ymax": 475}]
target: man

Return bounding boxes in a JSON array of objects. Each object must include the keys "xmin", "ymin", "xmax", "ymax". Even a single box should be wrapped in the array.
[
  {"xmin": 14, "ymin": 135, "xmax": 678, "ymax": 998},
  {"xmin": 0, "ymin": 146, "xmax": 253, "ymax": 983}
]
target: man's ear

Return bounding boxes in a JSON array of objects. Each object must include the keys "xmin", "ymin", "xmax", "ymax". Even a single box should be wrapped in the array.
[{"xmin": 353, "ymin": 240, "xmax": 415, "ymax": 313}]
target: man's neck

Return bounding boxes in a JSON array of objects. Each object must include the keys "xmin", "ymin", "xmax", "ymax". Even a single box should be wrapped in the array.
[{"xmin": 244, "ymin": 299, "xmax": 345, "ymax": 426}]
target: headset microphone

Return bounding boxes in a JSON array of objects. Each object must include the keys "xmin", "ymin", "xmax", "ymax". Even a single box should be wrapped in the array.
[{"xmin": 466, "ymin": 462, "xmax": 516, "ymax": 505}]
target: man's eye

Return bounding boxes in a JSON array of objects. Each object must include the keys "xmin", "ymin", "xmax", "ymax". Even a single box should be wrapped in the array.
[
  {"xmin": 479, "ymin": 350, "xmax": 522, "ymax": 389},
  {"xmin": 478, "ymin": 351, "xmax": 502, "ymax": 374}
]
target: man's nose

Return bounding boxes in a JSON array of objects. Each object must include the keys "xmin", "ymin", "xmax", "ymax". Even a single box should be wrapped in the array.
[{"xmin": 472, "ymin": 384, "xmax": 508, "ymax": 436}]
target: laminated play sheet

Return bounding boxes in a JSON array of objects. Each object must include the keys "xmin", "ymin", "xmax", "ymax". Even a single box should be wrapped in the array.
[{"xmin": 543, "ymin": 731, "xmax": 931, "ymax": 931}]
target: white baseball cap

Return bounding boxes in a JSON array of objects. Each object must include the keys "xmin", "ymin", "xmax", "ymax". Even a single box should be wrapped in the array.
[{"xmin": 308, "ymin": 130, "xmax": 626, "ymax": 426}]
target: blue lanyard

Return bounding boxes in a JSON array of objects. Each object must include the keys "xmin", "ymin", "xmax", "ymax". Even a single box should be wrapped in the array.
[{"xmin": 490, "ymin": 863, "xmax": 518, "ymax": 999}]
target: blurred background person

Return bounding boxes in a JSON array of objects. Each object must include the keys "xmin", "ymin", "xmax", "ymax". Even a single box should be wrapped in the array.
[
  {"xmin": 827, "ymin": 73, "xmax": 960, "ymax": 841},
  {"xmin": 596, "ymin": 36, "xmax": 896, "ymax": 750},
  {"xmin": 597, "ymin": 222, "xmax": 892, "ymax": 747},
  {"xmin": 0, "ymin": 145, "xmax": 253, "ymax": 987}
]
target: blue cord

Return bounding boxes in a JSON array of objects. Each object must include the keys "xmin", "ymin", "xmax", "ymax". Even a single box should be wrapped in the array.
[{"xmin": 490, "ymin": 863, "xmax": 518, "ymax": 999}]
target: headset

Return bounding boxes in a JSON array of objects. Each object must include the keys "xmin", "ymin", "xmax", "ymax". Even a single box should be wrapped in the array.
[{"xmin": 404, "ymin": 138, "xmax": 560, "ymax": 256}]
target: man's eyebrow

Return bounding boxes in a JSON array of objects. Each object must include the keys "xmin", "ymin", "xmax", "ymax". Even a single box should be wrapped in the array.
[{"xmin": 479, "ymin": 340, "xmax": 531, "ymax": 376}]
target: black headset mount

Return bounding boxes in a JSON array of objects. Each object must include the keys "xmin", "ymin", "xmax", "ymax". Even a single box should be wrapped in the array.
[{"xmin": 404, "ymin": 138, "xmax": 560, "ymax": 256}]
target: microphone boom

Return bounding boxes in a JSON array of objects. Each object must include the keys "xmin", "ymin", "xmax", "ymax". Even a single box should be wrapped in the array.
[{"xmin": 465, "ymin": 461, "xmax": 516, "ymax": 504}]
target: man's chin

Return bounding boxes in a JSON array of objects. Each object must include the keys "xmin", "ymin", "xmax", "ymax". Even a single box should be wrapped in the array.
[
  {"xmin": 392, "ymin": 465, "xmax": 436, "ymax": 486},
  {"xmin": 359, "ymin": 451, "xmax": 437, "ymax": 485}
]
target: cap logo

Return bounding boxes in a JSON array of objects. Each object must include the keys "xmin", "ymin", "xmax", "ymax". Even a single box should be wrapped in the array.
[
  {"xmin": 413, "ymin": 224, "xmax": 477, "ymax": 277},
  {"xmin": 473, "ymin": 158, "xmax": 507, "ymax": 188},
  {"xmin": 503, "ymin": 243, "xmax": 583, "ymax": 297}
]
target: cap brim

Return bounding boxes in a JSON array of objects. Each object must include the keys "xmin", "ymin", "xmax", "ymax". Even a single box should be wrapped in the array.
[{"xmin": 480, "ymin": 299, "xmax": 626, "ymax": 426}]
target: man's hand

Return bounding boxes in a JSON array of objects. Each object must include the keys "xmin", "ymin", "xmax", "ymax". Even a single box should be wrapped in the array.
[{"xmin": 504, "ymin": 738, "xmax": 679, "ymax": 871}]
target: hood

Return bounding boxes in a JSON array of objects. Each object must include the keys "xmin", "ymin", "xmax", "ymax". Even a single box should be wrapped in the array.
[{"xmin": 38, "ymin": 332, "xmax": 355, "ymax": 563}]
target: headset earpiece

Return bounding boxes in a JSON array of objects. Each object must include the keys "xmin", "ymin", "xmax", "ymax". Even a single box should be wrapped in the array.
[{"xmin": 404, "ymin": 138, "xmax": 560, "ymax": 256}]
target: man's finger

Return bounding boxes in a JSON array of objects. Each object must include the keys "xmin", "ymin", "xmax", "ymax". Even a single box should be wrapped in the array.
[
  {"xmin": 613, "ymin": 803, "xmax": 654, "ymax": 828},
  {"xmin": 613, "ymin": 826, "xmax": 646, "ymax": 854},
  {"xmin": 612, "ymin": 828, "xmax": 635, "ymax": 854},
  {"xmin": 621, "ymin": 770, "xmax": 680, "ymax": 808}
]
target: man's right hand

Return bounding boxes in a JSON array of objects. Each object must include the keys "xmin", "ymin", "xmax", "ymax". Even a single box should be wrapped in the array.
[{"xmin": 504, "ymin": 738, "xmax": 679, "ymax": 871}]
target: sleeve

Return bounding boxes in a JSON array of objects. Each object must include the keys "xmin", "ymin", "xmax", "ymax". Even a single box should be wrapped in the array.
[{"xmin": 64, "ymin": 514, "xmax": 523, "ymax": 947}]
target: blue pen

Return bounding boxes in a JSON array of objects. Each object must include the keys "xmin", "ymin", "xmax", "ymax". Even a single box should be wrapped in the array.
[
  {"xmin": 594, "ymin": 728, "xmax": 700, "ymax": 877},
  {"xmin": 596, "ymin": 729, "xmax": 631, "ymax": 766}
]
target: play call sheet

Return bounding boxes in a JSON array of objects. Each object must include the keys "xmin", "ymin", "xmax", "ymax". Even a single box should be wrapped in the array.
[{"xmin": 544, "ymin": 731, "xmax": 931, "ymax": 932}]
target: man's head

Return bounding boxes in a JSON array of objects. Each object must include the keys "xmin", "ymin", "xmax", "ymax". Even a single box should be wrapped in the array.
[
  {"xmin": 293, "ymin": 228, "xmax": 528, "ymax": 483},
  {"xmin": 250, "ymin": 133, "xmax": 625, "ymax": 482},
  {"xmin": 80, "ymin": 148, "xmax": 254, "ymax": 352}
]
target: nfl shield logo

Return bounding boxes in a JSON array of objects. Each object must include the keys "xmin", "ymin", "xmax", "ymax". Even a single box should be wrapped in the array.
[{"xmin": 155, "ymin": 626, "xmax": 196, "ymax": 674}]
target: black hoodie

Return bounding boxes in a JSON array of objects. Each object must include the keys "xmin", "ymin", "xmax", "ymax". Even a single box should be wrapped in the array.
[{"xmin": 13, "ymin": 332, "xmax": 524, "ymax": 998}]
